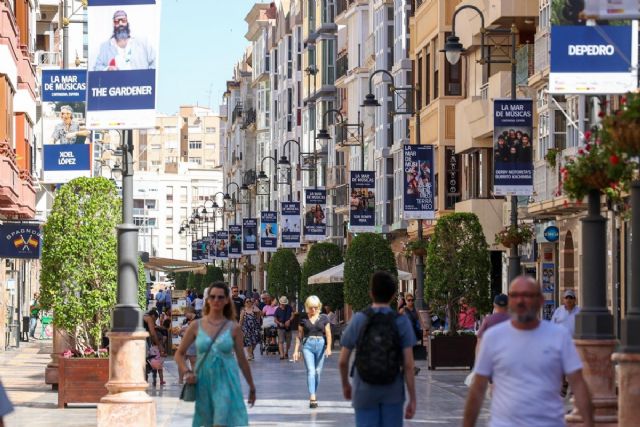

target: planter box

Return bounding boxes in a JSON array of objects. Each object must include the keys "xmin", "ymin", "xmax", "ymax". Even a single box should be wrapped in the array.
[
  {"xmin": 428, "ymin": 334, "xmax": 476, "ymax": 370},
  {"xmin": 58, "ymin": 357, "xmax": 109, "ymax": 408}
]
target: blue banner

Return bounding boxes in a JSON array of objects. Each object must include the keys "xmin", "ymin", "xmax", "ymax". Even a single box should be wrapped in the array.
[
  {"xmin": 0, "ymin": 224, "xmax": 42, "ymax": 259},
  {"xmin": 229, "ymin": 225, "xmax": 242, "ymax": 258},
  {"xmin": 207, "ymin": 232, "xmax": 216, "ymax": 261},
  {"xmin": 493, "ymin": 99, "xmax": 534, "ymax": 196},
  {"xmin": 42, "ymin": 144, "xmax": 92, "ymax": 183},
  {"xmin": 242, "ymin": 218, "xmax": 258, "ymax": 255},
  {"xmin": 87, "ymin": 70, "xmax": 156, "ymax": 111},
  {"xmin": 260, "ymin": 212, "xmax": 278, "ymax": 252},
  {"xmin": 41, "ymin": 70, "xmax": 87, "ymax": 102},
  {"xmin": 281, "ymin": 202, "xmax": 301, "ymax": 248},
  {"xmin": 215, "ymin": 230, "xmax": 228, "ymax": 259},
  {"xmin": 403, "ymin": 145, "xmax": 435, "ymax": 220},
  {"xmin": 350, "ymin": 171, "xmax": 375, "ymax": 232},
  {"xmin": 304, "ymin": 189, "xmax": 326, "ymax": 241}
]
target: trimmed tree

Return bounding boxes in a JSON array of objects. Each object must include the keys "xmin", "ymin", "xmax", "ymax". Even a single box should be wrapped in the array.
[
  {"xmin": 267, "ymin": 248, "xmax": 301, "ymax": 300},
  {"xmin": 425, "ymin": 213, "xmax": 492, "ymax": 333},
  {"xmin": 203, "ymin": 265, "xmax": 224, "ymax": 291},
  {"xmin": 173, "ymin": 272, "xmax": 189, "ymax": 290},
  {"xmin": 187, "ymin": 272, "xmax": 203, "ymax": 292},
  {"xmin": 344, "ymin": 233, "xmax": 397, "ymax": 312},
  {"xmin": 300, "ymin": 242, "xmax": 343, "ymax": 310}
]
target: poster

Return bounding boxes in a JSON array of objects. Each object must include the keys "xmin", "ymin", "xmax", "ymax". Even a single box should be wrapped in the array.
[
  {"xmin": 350, "ymin": 171, "xmax": 375, "ymax": 232},
  {"xmin": 493, "ymin": 99, "xmax": 534, "ymax": 196},
  {"xmin": 228, "ymin": 224, "xmax": 242, "ymax": 258},
  {"xmin": 242, "ymin": 218, "xmax": 258, "ymax": 255},
  {"xmin": 191, "ymin": 241, "xmax": 199, "ymax": 261},
  {"xmin": 260, "ymin": 211, "xmax": 278, "ymax": 252},
  {"xmin": 281, "ymin": 202, "xmax": 301, "ymax": 248},
  {"xmin": 584, "ymin": 0, "xmax": 640, "ymax": 19},
  {"xmin": 86, "ymin": 0, "xmax": 160, "ymax": 129},
  {"xmin": 41, "ymin": 70, "xmax": 87, "ymax": 102},
  {"xmin": 542, "ymin": 262, "xmax": 556, "ymax": 320},
  {"xmin": 42, "ymin": 144, "xmax": 92, "ymax": 183},
  {"xmin": 206, "ymin": 232, "xmax": 216, "ymax": 261},
  {"xmin": 403, "ymin": 145, "xmax": 435, "ymax": 220},
  {"xmin": 215, "ymin": 230, "xmax": 228, "ymax": 260},
  {"xmin": 304, "ymin": 189, "xmax": 327, "ymax": 241},
  {"xmin": 0, "ymin": 224, "xmax": 43, "ymax": 259}
]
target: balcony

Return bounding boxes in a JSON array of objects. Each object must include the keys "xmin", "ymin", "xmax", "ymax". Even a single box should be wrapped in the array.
[
  {"xmin": 32, "ymin": 50, "xmax": 61, "ymax": 67},
  {"xmin": 17, "ymin": 170, "xmax": 35, "ymax": 218},
  {"xmin": 455, "ymin": 198, "xmax": 504, "ymax": 248},
  {"xmin": 336, "ymin": 52, "xmax": 348, "ymax": 81},
  {"xmin": 0, "ymin": 143, "xmax": 24, "ymax": 218},
  {"xmin": 533, "ymin": 31, "xmax": 550, "ymax": 76},
  {"xmin": 516, "ymin": 43, "xmax": 534, "ymax": 86}
]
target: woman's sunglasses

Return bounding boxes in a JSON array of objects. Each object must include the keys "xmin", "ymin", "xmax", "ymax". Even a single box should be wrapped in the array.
[{"xmin": 208, "ymin": 295, "xmax": 226, "ymax": 301}]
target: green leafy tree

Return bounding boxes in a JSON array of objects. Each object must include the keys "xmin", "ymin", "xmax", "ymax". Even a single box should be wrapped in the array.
[
  {"xmin": 173, "ymin": 272, "xmax": 189, "ymax": 290},
  {"xmin": 138, "ymin": 257, "xmax": 147, "ymax": 310},
  {"xmin": 344, "ymin": 233, "xmax": 397, "ymax": 312},
  {"xmin": 202, "ymin": 265, "xmax": 224, "ymax": 292},
  {"xmin": 300, "ymin": 242, "xmax": 343, "ymax": 310},
  {"xmin": 267, "ymin": 249, "xmax": 301, "ymax": 300},
  {"xmin": 425, "ymin": 213, "xmax": 492, "ymax": 333},
  {"xmin": 187, "ymin": 272, "xmax": 203, "ymax": 292},
  {"xmin": 40, "ymin": 177, "xmax": 121, "ymax": 354}
]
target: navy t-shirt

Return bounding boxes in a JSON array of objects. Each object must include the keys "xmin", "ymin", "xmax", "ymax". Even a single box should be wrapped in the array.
[{"xmin": 274, "ymin": 305, "xmax": 293, "ymax": 330}]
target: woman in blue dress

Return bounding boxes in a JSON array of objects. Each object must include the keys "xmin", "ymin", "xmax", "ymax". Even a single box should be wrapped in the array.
[{"xmin": 175, "ymin": 282, "xmax": 256, "ymax": 427}]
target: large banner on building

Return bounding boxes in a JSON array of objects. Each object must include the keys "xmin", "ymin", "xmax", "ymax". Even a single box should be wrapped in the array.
[
  {"xmin": 0, "ymin": 224, "xmax": 42, "ymax": 259},
  {"xmin": 584, "ymin": 0, "xmax": 640, "ymax": 19},
  {"xmin": 550, "ymin": 24, "xmax": 637, "ymax": 94},
  {"xmin": 228, "ymin": 225, "xmax": 242, "ymax": 258},
  {"xmin": 215, "ymin": 230, "xmax": 228, "ymax": 260},
  {"xmin": 42, "ymin": 70, "xmax": 87, "ymax": 102},
  {"xmin": 350, "ymin": 171, "xmax": 375, "ymax": 232},
  {"xmin": 86, "ymin": 0, "xmax": 160, "ymax": 129},
  {"xmin": 304, "ymin": 189, "xmax": 327, "ymax": 241},
  {"xmin": 42, "ymin": 144, "xmax": 92, "ymax": 183},
  {"xmin": 403, "ymin": 145, "xmax": 435, "ymax": 220},
  {"xmin": 493, "ymin": 99, "xmax": 534, "ymax": 196},
  {"xmin": 281, "ymin": 202, "xmax": 301, "ymax": 248},
  {"xmin": 260, "ymin": 212, "xmax": 278, "ymax": 252},
  {"xmin": 242, "ymin": 218, "xmax": 258, "ymax": 255}
]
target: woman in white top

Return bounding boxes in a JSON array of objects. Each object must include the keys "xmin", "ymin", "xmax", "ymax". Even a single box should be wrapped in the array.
[{"xmin": 193, "ymin": 293, "xmax": 205, "ymax": 316}]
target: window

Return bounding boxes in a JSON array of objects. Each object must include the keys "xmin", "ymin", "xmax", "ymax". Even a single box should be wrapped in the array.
[
  {"xmin": 0, "ymin": 77, "xmax": 14, "ymax": 142},
  {"xmin": 445, "ymin": 58, "xmax": 461, "ymax": 96},
  {"xmin": 166, "ymin": 156, "xmax": 178, "ymax": 163},
  {"xmin": 188, "ymin": 157, "xmax": 202, "ymax": 165},
  {"xmin": 287, "ymin": 35, "xmax": 293, "ymax": 78},
  {"xmin": 166, "ymin": 231, "xmax": 173, "ymax": 246},
  {"xmin": 166, "ymin": 186, "xmax": 173, "ymax": 202},
  {"xmin": 416, "ymin": 54, "xmax": 423, "ymax": 110},
  {"xmin": 539, "ymin": 0, "xmax": 550, "ymax": 30},
  {"xmin": 205, "ymin": 127, "xmax": 216, "ymax": 133},
  {"xmin": 433, "ymin": 37, "xmax": 439, "ymax": 99},
  {"xmin": 322, "ymin": 39, "xmax": 336, "ymax": 85},
  {"xmin": 151, "ymin": 160, "xmax": 161, "ymax": 167},
  {"xmin": 151, "ymin": 144, "xmax": 161, "ymax": 150},
  {"xmin": 166, "ymin": 213, "xmax": 173, "ymax": 223},
  {"xmin": 189, "ymin": 140, "xmax": 202, "ymax": 149},
  {"xmin": 425, "ymin": 46, "xmax": 431, "ymax": 105},
  {"xmin": 180, "ymin": 187, "xmax": 188, "ymax": 203},
  {"xmin": 308, "ymin": 0, "xmax": 316, "ymax": 32}
]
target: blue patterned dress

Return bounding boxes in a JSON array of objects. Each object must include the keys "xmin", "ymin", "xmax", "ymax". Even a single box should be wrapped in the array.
[{"xmin": 193, "ymin": 322, "xmax": 248, "ymax": 427}]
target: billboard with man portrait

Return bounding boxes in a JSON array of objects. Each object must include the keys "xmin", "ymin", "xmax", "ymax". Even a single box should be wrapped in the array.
[
  {"xmin": 86, "ymin": 0, "xmax": 160, "ymax": 129},
  {"xmin": 260, "ymin": 211, "xmax": 278, "ymax": 252},
  {"xmin": 403, "ymin": 145, "xmax": 435, "ymax": 220},
  {"xmin": 304, "ymin": 189, "xmax": 326, "ymax": 241},
  {"xmin": 228, "ymin": 225, "xmax": 242, "ymax": 259},
  {"xmin": 215, "ymin": 230, "xmax": 228, "ymax": 260},
  {"xmin": 350, "ymin": 171, "xmax": 375, "ymax": 232},
  {"xmin": 242, "ymin": 218, "xmax": 258, "ymax": 255},
  {"xmin": 281, "ymin": 202, "xmax": 301, "ymax": 248}
]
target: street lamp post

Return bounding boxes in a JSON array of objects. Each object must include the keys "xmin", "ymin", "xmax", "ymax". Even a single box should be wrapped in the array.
[{"xmin": 315, "ymin": 108, "xmax": 365, "ymax": 171}]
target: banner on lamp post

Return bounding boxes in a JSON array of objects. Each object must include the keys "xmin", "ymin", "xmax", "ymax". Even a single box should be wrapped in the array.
[
  {"xmin": 228, "ymin": 225, "xmax": 242, "ymax": 258},
  {"xmin": 215, "ymin": 230, "xmax": 228, "ymax": 260},
  {"xmin": 260, "ymin": 212, "xmax": 278, "ymax": 252},
  {"xmin": 206, "ymin": 232, "xmax": 216, "ymax": 262},
  {"xmin": 281, "ymin": 202, "xmax": 301, "ymax": 248},
  {"xmin": 242, "ymin": 218, "xmax": 258, "ymax": 255},
  {"xmin": 403, "ymin": 145, "xmax": 435, "ymax": 220},
  {"xmin": 350, "ymin": 171, "xmax": 375, "ymax": 232},
  {"xmin": 493, "ymin": 99, "xmax": 534, "ymax": 196},
  {"xmin": 41, "ymin": 70, "xmax": 87, "ymax": 102},
  {"xmin": 304, "ymin": 189, "xmax": 327, "ymax": 241}
]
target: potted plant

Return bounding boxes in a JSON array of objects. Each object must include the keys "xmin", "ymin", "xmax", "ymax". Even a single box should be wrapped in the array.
[
  {"xmin": 404, "ymin": 239, "xmax": 429, "ymax": 257},
  {"xmin": 494, "ymin": 224, "xmax": 534, "ymax": 247},
  {"xmin": 544, "ymin": 147, "xmax": 560, "ymax": 168},
  {"xmin": 425, "ymin": 213, "xmax": 492, "ymax": 370}
]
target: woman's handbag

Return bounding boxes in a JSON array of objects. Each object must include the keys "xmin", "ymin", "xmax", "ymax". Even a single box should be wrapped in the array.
[{"xmin": 179, "ymin": 320, "xmax": 228, "ymax": 402}]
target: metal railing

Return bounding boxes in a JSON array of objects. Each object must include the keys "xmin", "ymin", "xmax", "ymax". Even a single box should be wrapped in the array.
[
  {"xmin": 516, "ymin": 43, "xmax": 535, "ymax": 86},
  {"xmin": 534, "ymin": 32, "xmax": 550, "ymax": 74},
  {"xmin": 336, "ymin": 53, "xmax": 348, "ymax": 80},
  {"xmin": 480, "ymin": 82, "xmax": 489, "ymax": 100},
  {"xmin": 32, "ymin": 50, "xmax": 61, "ymax": 66}
]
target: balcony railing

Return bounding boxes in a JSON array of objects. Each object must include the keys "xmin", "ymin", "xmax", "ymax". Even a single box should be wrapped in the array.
[
  {"xmin": 336, "ymin": 53, "xmax": 348, "ymax": 80},
  {"xmin": 32, "ymin": 50, "xmax": 61, "ymax": 67},
  {"xmin": 534, "ymin": 32, "xmax": 550, "ymax": 75},
  {"xmin": 516, "ymin": 43, "xmax": 535, "ymax": 86},
  {"xmin": 480, "ymin": 82, "xmax": 489, "ymax": 100},
  {"xmin": 336, "ymin": 0, "xmax": 355, "ymax": 17}
]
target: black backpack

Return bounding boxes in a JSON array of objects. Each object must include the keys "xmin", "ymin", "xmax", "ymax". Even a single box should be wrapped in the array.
[{"xmin": 353, "ymin": 307, "xmax": 403, "ymax": 385}]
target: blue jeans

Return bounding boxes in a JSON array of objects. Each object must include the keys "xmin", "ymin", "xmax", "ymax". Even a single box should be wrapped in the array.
[
  {"xmin": 302, "ymin": 337, "xmax": 326, "ymax": 395},
  {"xmin": 355, "ymin": 402, "xmax": 404, "ymax": 427},
  {"xmin": 29, "ymin": 317, "xmax": 38, "ymax": 338}
]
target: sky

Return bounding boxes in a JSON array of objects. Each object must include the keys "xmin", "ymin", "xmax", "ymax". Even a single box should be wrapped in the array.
[{"xmin": 157, "ymin": 0, "xmax": 266, "ymax": 115}]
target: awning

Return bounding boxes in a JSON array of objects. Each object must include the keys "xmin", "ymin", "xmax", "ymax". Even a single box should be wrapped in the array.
[
  {"xmin": 144, "ymin": 257, "xmax": 207, "ymax": 274},
  {"xmin": 307, "ymin": 263, "xmax": 413, "ymax": 285}
]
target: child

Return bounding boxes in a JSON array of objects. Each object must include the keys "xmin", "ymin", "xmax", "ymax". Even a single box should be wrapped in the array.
[{"xmin": 147, "ymin": 344, "xmax": 165, "ymax": 386}]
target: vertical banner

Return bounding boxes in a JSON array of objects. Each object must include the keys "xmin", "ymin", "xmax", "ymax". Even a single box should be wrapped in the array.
[
  {"xmin": 493, "ymin": 99, "xmax": 534, "ymax": 196},
  {"xmin": 281, "ymin": 202, "xmax": 301, "ymax": 248},
  {"xmin": 207, "ymin": 231, "xmax": 216, "ymax": 262},
  {"xmin": 42, "ymin": 144, "xmax": 93, "ymax": 183},
  {"xmin": 403, "ymin": 145, "xmax": 435, "ymax": 220},
  {"xmin": 350, "ymin": 171, "xmax": 375, "ymax": 232},
  {"xmin": 260, "ymin": 212, "xmax": 278, "ymax": 252},
  {"xmin": 304, "ymin": 189, "xmax": 327, "ymax": 241},
  {"xmin": 242, "ymin": 218, "xmax": 258, "ymax": 255},
  {"xmin": 542, "ymin": 262, "xmax": 556, "ymax": 320},
  {"xmin": 86, "ymin": 0, "xmax": 160, "ymax": 129},
  {"xmin": 228, "ymin": 224, "xmax": 242, "ymax": 258},
  {"xmin": 215, "ymin": 230, "xmax": 228, "ymax": 260},
  {"xmin": 0, "ymin": 224, "xmax": 43, "ymax": 259},
  {"xmin": 445, "ymin": 147, "xmax": 461, "ymax": 210}
]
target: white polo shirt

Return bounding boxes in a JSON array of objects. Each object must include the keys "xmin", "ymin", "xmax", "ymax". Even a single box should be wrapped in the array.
[{"xmin": 551, "ymin": 305, "xmax": 581, "ymax": 337}]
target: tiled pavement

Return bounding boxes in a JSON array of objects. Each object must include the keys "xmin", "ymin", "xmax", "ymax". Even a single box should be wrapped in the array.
[{"xmin": 1, "ymin": 340, "xmax": 489, "ymax": 426}]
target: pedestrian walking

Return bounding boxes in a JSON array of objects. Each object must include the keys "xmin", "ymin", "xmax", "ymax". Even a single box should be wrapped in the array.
[
  {"xmin": 463, "ymin": 276, "xmax": 594, "ymax": 427},
  {"xmin": 475, "ymin": 293, "xmax": 510, "ymax": 352},
  {"xmin": 155, "ymin": 288, "xmax": 165, "ymax": 313},
  {"xmin": 398, "ymin": 292, "xmax": 426, "ymax": 367},
  {"xmin": 164, "ymin": 287, "xmax": 173, "ymax": 313},
  {"xmin": 551, "ymin": 289, "xmax": 581, "ymax": 337},
  {"xmin": 29, "ymin": 292, "xmax": 40, "ymax": 339},
  {"xmin": 240, "ymin": 297, "xmax": 261, "ymax": 361},
  {"xmin": 293, "ymin": 295, "xmax": 332, "ymax": 408},
  {"xmin": 0, "ymin": 379, "xmax": 13, "ymax": 427},
  {"xmin": 231, "ymin": 286, "xmax": 244, "ymax": 321},
  {"xmin": 179, "ymin": 307, "xmax": 198, "ymax": 385},
  {"xmin": 175, "ymin": 282, "xmax": 256, "ymax": 427},
  {"xmin": 338, "ymin": 271, "xmax": 417, "ymax": 426},
  {"xmin": 275, "ymin": 296, "xmax": 293, "ymax": 360},
  {"xmin": 193, "ymin": 293, "xmax": 204, "ymax": 317}
]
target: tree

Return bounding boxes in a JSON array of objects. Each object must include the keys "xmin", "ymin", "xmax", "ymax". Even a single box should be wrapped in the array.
[
  {"xmin": 300, "ymin": 242, "xmax": 343, "ymax": 310},
  {"xmin": 138, "ymin": 257, "xmax": 147, "ymax": 310},
  {"xmin": 40, "ymin": 177, "xmax": 123, "ymax": 354},
  {"xmin": 267, "ymin": 249, "xmax": 301, "ymax": 300},
  {"xmin": 344, "ymin": 233, "xmax": 397, "ymax": 312},
  {"xmin": 187, "ymin": 272, "xmax": 203, "ymax": 292},
  {"xmin": 202, "ymin": 265, "xmax": 224, "ymax": 292},
  {"xmin": 425, "ymin": 213, "xmax": 492, "ymax": 333},
  {"xmin": 173, "ymin": 272, "xmax": 189, "ymax": 290}
]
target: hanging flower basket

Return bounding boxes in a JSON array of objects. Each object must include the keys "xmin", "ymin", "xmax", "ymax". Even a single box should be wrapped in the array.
[
  {"xmin": 494, "ymin": 224, "xmax": 534, "ymax": 247},
  {"xmin": 609, "ymin": 122, "xmax": 640, "ymax": 158},
  {"xmin": 404, "ymin": 239, "xmax": 428, "ymax": 257},
  {"xmin": 602, "ymin": 93, "xmax": 640, "ymax": 158}
]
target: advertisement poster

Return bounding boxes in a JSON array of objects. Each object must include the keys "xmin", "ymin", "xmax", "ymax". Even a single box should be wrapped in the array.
[
  {"xmin": 350, "ymin": 171, "xmax": 375, "ymax": 232},
  {"xmin": 86, "ymin": 0, "xmax": 160, "ymax": 129},
  {"xmin": 215, "ymin": 230, "xmax": 228, "ymax": 260},
  {"xmin": 542, "ymin": 262, "xmax": 556, "ymax": 320},
  {"xmin": 403, "ymin": 145, "xmax": 435, "ymax": 220},
  {"xmin": 584, "ymin": 0, "xmax": 640, "ymax": 19},
  {"xmin": 445, "ymin": 147, "xmax": 461, "ymax": 209},
  {"xmin": 281, "ymin": 202, "xmax": 301, "ymax": 248},
  {"xmin": 228, "ymin": 225, "xmax": 242, "ymax": 258},
  {"xmin": 242, "ymin": 218, "xmax": 258, "ymax": 255},
  {"xmin": 0, "ymin": 224, "xmax": 42, "ymax": 259},
  {"xmin": 42, "ymin": 144, "xmax": 92, "ymax": 183},
  {"xmin": 260, "ymin": 211, "xmax": 278, "ymax": 252},
  {"xmin": 191, "ymin": 241, "xmax": 199, "ymax": 261},
  {"xmin": 41, "ymin": 70, "xmax": 87, "ymax": 102},
  {"xmin": 304, "ymin": 189, "xmax": 326, "ymax": 241},
  {"xmin": 207, "ymin": 232, "xmax": 216, "ymax": 261},
  {"xmin": 550, "ymin": 24, "xmax": 637, "ymax": 94},
  {"xmin": 493, "ymin": 99, "xmax": 534, "ymax": 196}
]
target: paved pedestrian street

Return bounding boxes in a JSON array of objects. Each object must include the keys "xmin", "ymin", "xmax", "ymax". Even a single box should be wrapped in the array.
[{"xmin": 1, "ymin": 340, "xmax": 489, "ymax": 426}]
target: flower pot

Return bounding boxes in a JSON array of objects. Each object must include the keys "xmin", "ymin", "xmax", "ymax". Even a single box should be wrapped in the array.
[
  {"xmin": 58, "ymin": 356, "xmax": 109, "ymax": 408},
  {"xmin": 427, "ymin": 334, "xmax": 476, "ymax": 370},
  {"xmin": 610, "ymin": 121, "xmax": 640, "ymax": 157},
  {"xmin": 412, "ymin": 247, "xmax": 427, "ymax": 257}
]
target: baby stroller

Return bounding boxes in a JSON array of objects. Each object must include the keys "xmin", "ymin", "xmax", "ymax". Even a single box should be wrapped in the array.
[{"xmin": 260, "ymin": 316, "xmax": 279, "ymax": 355}]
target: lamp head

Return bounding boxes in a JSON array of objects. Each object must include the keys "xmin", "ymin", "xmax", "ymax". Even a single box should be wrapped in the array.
[
  {"xmin": 361, "ymin": 93, "xmax": 381, "ymax": 108},
  {"xmin": 316, "ymin": 128, "xmax": 331, "ymax": 140},
  {"xmin": 442, "ymin": 34, "xmax": 464, "ymax": 65}
]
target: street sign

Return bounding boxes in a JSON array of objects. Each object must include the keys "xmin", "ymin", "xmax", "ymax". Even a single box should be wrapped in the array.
[{"xmin": 544, "ymin": 226, "xmax": 560, "ymax": 242}]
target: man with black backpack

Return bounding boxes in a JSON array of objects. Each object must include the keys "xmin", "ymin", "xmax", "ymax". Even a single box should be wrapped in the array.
[{"xmin": 338, "ymin": 270, "xmax": 417, "ymax": 426}]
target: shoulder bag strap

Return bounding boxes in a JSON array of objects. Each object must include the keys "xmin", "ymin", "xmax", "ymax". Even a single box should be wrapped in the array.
[{"xmin": 194, "ymin": 319, "xmax": 228, "ymax": 376}]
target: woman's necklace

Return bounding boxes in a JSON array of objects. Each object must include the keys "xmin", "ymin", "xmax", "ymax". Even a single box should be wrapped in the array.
[{"xmin": 206, "ymin": 317, "xmax": 225, "ymax": 328}]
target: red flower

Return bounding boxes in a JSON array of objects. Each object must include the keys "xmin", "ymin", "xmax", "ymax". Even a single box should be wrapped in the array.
[
  {"xmin": 610, "ymin": 182, "xmax": 618, "ymax": 189},
  {"xmin": 621, "ymin": 96, "xmax": 627, "ymax": 105},
  {"xmin": 62, "ymin": 349, "xmax": 73, "ymax": 358},
  {"xmin": 578, "ymin": 149, "xmax": 585, "ymax": 155},
  {"xmin": 560, "ymin": 167, "xmax": 567, "ymax": 174},
  {"xmin": 595, "ymin": 139, "xmax": 602, "ymax": 145},
  {"xmin": 610, "ymin": 154, "xmax": 620, "ymax": 165},
  {"xmin": 584, "ymin": 130, "xmax": 592, "ymax": 141},
  {"xmin": 585, "ymin": 144, "xmax": 592, "ymax": 151},
  {"xmin": 598, "ymin": 111, "xmax": 606, "ymax": 118}
]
